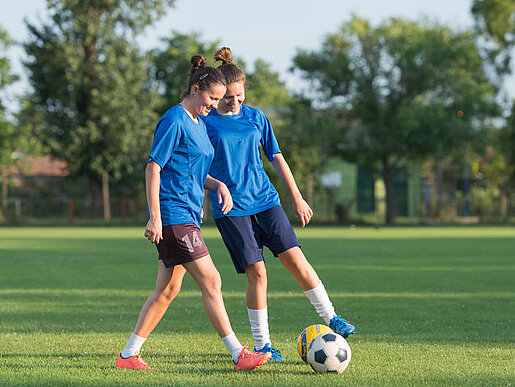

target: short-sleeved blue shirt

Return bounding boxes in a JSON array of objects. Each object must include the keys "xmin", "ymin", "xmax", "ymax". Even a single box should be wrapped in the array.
[
  {"xmin": 148, "ymin": 104, "xmax": 214, "ymax": 227},
  {"xmin": 201, "ymin": 104, "xmax": 281, "ymax": 219}
]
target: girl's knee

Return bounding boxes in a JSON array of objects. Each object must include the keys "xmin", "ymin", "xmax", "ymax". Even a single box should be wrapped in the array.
[
  {"xmin": 202, "ymin": 271, "xmax": 222, "ymax": 295},
  {"xmin": 281, "ymin": 250, "xmax": 308, "ymax": 271},
  {"xmin": 245, "ymin": 262, "xmax": 267, "ymax": 283},
  {"xmin": 157, "ymin": 283, "xmax": 181, "ymax": 304}
]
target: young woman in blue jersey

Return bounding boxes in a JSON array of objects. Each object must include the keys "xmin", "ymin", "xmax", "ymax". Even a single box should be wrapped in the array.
[
  {"xmin": 200, "ymin": 47, "xmax": 355, "ymax": 361},
  {"xmin": 116, "ymin": 55, "xmax": 271, "ymax": 371}
]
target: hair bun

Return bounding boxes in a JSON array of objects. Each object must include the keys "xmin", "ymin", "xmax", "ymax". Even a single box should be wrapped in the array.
[
  {"xmin": 214, "ymin": 47, "xmax": 233, "ymax": 65},
  {"xmin": 191, "ymin": 54, "xmax": 206, "ymax": 71}
]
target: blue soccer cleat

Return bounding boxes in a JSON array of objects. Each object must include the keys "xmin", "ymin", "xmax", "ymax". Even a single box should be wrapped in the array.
[
  {"xmin": 254, "ymin": 343, "xmax": 286, "ymax": 361},
  {"xmin": 329, "ymin": 315, "xmax": 356, "ymax": 338}
]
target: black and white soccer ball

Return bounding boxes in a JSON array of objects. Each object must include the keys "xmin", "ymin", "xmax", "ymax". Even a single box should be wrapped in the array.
[{"xmin": 307, "ymin": 332, "xmax": 351, "ymax": 374}]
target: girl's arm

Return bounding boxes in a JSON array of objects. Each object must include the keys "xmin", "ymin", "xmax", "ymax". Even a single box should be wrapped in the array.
[
  {"xmin": 271, "ymin": 153, "xmax": 313, "ymax": 227},
  {"xmin": 205, "ymin": 175, "xmax": 233, "ymax": 215},
  {"xmin": 144, "ymin": 160, "xmax": 163, "ymax": 244}
]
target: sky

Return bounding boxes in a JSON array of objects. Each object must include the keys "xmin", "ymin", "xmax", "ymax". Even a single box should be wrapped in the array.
[{"xmin": 1, "ymin": 0, "xmax": 513, "ymax": 110}]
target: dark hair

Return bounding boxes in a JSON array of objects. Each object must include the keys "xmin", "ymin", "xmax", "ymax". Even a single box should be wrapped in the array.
[
  {"xmin": 214, "ymin": 47, "xmax": 246, "ymax": 84},
  {"xmin": 181, "ymin": 54, "xmax": 226, "ymax": 99}
]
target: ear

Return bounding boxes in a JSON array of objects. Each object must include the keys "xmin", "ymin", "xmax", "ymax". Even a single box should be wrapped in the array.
[{"xmin": 191, "ymin": 84, "xmax": 200, "ymax": 95}]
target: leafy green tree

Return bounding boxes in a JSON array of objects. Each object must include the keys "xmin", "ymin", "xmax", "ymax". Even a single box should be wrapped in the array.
[
  {"xmin": 293, "ymin": 17, "xmax": 497, "ymax": 224},
  {"xmin": 0, "ymin": 28, "xmax": 16, "ymax": 90},
  {"xmin": 0, "ymin": 27, "xmax": 20, "ymax": 212},
  {"xmin": 22, "ymin": 0, "xmax": 174, "ymax": 219},
  {"xmin": 270, "ymin": 98, "xmax": 332, "ymax": 212},
  {"xmin": 472, "ymin": 1, "xmax": 515, "ymax": 201},
  {"xmin": 472, "ymin": 0, "xmax": 515, "ymax": 76},
  {"xmin": 472, "ymin": 126, "xmax": 513, "ymax": 218},
  {"xmin": 245, "ymin": 60, "xmax": 292, "ymax": 108},
  {"xmin": 502, "ymin": 100, "xmax": 515, "ymax": 181}
]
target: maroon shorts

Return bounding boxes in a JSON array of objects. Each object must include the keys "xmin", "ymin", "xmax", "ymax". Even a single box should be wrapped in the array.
[{"xmin": 156, "ymin": 223, "xmax": 209, "ymax": 268}]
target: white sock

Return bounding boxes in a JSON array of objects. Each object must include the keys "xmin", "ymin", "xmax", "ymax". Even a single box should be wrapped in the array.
[
  {"xmin": 247, "ymin": 307, "xmax": 271, "ymax": 350},
  {"xmin": 121, "ymin": 332, "xmax": 146, "ymax": 358},
  {"xmin": 221, "ymin": 332, "xmax": 244, "ymax": 363},
  {"xmin": 303, "ymin": 282, "xmax": 337, "ymax": 325}
]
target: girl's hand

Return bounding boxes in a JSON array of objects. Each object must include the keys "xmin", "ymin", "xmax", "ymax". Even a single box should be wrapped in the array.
[
  {"xmin": 144, "ymin": 217, "xmax": 163, "ymax": 244},
  {"xmin": 217, "ymin": 182, "xmax": 233, "ymax": 215},
  {"xmin": 293, "ymin": 198, "xmax": 313, "ymax": 227}
]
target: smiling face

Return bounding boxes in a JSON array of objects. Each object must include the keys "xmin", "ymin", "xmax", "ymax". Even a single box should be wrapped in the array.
[
  {"xmin": 218, "ymin": 81, "xmax": 245, "ymax": 115},
  {"xmin": 193, "ymin": 83, "xmax": 227, "ymax": 116}
]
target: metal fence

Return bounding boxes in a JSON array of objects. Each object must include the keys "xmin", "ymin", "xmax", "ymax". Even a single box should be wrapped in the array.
[
  {"xmin": 2, "ymin": 186, "xmax": 513, "ymax": 226},
  {"xmin": 0, "ymin": 196, "xmax": 146, "ymax": 225}
]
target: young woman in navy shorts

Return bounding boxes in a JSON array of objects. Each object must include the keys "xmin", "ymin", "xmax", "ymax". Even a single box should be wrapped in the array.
[{"xmin": 200, "ymin": 48, "xmax": 356, "ymax": 361}]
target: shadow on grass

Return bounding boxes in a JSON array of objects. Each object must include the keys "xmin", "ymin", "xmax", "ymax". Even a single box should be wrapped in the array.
[
  {"xmin": 0, "ymin": 351, "xmax": 310, "ymax": 377},
  {"xmin": 1, "ymin": 292, "xmax": 513, "ymax": 347}
]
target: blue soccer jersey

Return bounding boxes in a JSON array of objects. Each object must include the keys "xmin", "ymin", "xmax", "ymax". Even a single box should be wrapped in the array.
[
  {"xmin": 202, "ymin": 104, "xmax": 281, "ymax": 219},
  {"xmin": 148, "ymin": 104, "xmax": 214, "ymax": 227}
]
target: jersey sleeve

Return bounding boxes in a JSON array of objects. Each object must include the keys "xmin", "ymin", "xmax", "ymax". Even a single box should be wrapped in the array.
[
  {"xmin": 148, "ymin": 117, "xmax": 182, "ymax": 168},
  {"xmin": 259, "ymin": 111, "xmax": 281, "ymax": 162}
]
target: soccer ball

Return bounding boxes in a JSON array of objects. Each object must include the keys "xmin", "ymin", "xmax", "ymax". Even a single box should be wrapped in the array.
[
  {"xmin": 297, "ymin": 324, "xmax": 334, "ymax": 363},
  {"xmin": 307, "ymin": 332, "xmax": 351, "ymax": 374}
]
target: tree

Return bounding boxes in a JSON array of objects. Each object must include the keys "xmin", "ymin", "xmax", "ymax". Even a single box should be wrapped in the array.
[
  {"xmin": 472, "ymin": 1, "xmax": 515, "ymax": 205},
  {"xmin": 473, "ymin": 126, "xmax": 513, "ymax": 218},
  {"xmin": 23, "ymin": 0, "xmax": 174, "ymax": 219},
  {"xmin": 293, "ymin": 17, "xmax": 497, "ymax": 224},
  {"xmin": 272, "ymin": 98, "xmax": 333, "ymax": 210},
  {"xmin": 472, "ymin": 0, "xmax": 515, "ymax": 76},
  {"xmin": 245, "ymin": 60, "xmax": 292, "ymax": 109},
  {"xmin": 502, "ymin": 100, "xmax": 515, "ymax": 182},
  {"xmin": 0, "ymin": 26, "xmax": 20, "ymax": 213},
  {"xmin": 0, "ymin": 27, "xmax": 16, "ymax": 91}
]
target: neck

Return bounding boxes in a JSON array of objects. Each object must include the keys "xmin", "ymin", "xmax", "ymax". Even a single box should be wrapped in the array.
[
  {"xmin": 180, "ymin": 99, "xmax": 198, "ymax": 121},
  {"xmin": 218, "ymin": 104, "xmax": 241, "ymax": 116}
]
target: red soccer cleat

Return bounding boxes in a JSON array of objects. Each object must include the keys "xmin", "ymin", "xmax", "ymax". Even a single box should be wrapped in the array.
[
  {"xmin": 233, "ymin": 346, "xmax": 271, "ymax": 371},
  {"xmin": 115, "ymin": 354, "xmax": 153, "ymax": 370}
]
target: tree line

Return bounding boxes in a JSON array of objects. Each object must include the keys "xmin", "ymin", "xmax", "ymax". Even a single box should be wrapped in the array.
[{"xmin": 0, "ymin": 0, "xmax": 514, "ymax": 224}]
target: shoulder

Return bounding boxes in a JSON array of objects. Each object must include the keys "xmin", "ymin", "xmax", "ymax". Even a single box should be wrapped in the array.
[
  {"xmin": 242, "ymin": 104, "xmax": 271, "ymax": 128},
  {"xmin": 163, "ymin": 104, "xmax": 185, "ymax": 122},
  {"xmin": 157, "ymin": 105, "xmax": 186, "ymax": 132},
  {"xmin": 242, "ymin": 104, "xmax": 265, "ymax": 118},
  {"xmin": 242, "ymin": 104, "xmax": 268, "ymax": 123}
]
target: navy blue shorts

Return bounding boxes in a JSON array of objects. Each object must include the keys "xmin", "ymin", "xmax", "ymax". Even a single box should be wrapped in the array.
[{"xmin": 215, "ymin": 205, "xmax": 300, "ymax": 273}]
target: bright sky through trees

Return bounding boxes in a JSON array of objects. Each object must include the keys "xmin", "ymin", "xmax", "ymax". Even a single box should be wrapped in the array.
[{"xmin": 1, "ymin": 0, "xmax": 513, "ymax": 109}]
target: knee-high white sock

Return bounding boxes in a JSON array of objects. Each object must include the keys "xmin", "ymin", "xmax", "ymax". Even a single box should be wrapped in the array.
[
  {"xmin": 303, "ymin": 282, "xmax": 336, "ymax": 325},
  {"xmin": 121, "ymin": 332, "xmax": 146, "ymax": 358},
  {"xmin": 221, "ymin": 332, "xmax": 244, "ymax": 363},
  {"xmin": 247, "ymin": 307, "xmax": 271, "ymax": 350}
]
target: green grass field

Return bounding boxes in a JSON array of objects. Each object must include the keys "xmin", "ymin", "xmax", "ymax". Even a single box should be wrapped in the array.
[{"xmin": 0, "ymin": 226, "xmax": 514, "ymax": 386}]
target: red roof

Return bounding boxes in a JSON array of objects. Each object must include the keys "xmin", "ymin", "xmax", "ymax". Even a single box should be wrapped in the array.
[{"xmin": 8, "ymin": 156, "xmax": 68, "ymax": 177}]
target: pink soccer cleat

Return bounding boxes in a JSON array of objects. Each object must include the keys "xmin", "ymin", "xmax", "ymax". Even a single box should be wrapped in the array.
[
  {"xmin": 233, "ymin": 346, "xmax": 271, "ymax": 371},
  {"xmin": 115, "ymin": 354, "xmax": 153, "ymax": 370}
]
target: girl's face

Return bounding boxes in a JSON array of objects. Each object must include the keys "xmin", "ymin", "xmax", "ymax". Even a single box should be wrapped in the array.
[
  {"xmin": 219, "ymin": 81, "xmax": 245, "ymax": 114},
  {"xmin": 194, "ymin": 83, "xmax": 226, "ymax": 116}
]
